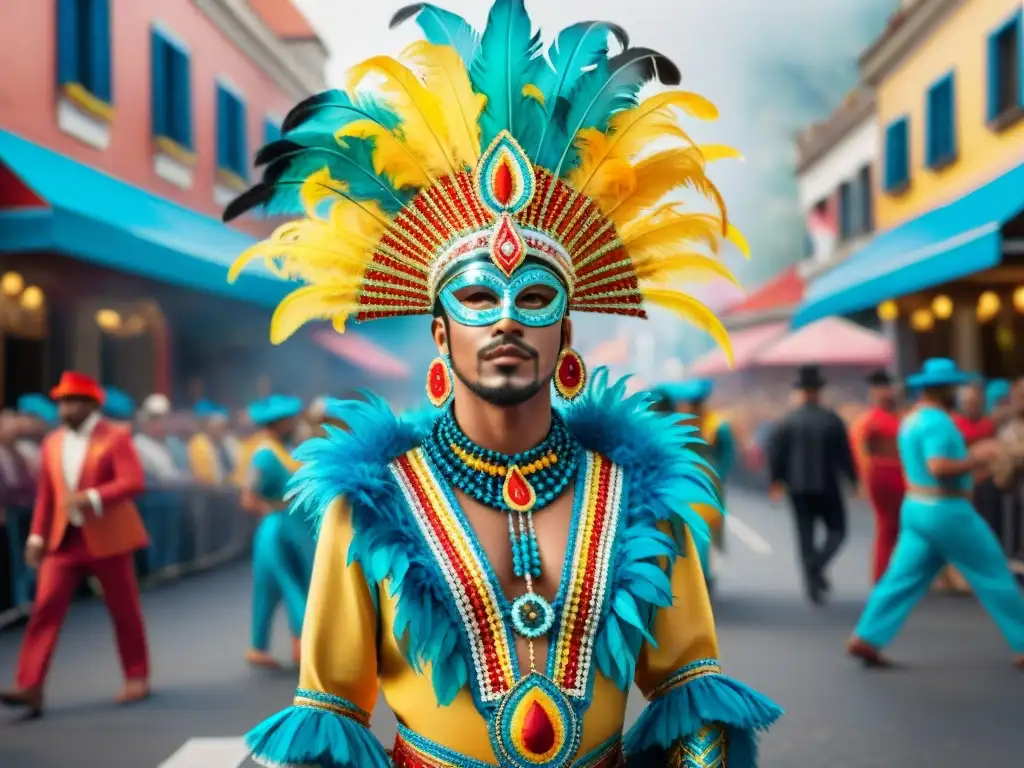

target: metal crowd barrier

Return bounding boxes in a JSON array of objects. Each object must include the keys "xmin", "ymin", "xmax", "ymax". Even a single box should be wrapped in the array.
[{"xmin": 0, "ymin": 485, "xmax": 258, "ymax": 628}]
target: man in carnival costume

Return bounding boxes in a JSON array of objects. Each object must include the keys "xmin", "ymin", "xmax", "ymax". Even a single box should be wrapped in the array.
[
  {"xmin": 242, "ymin": 395, "xmax": 314, "ymax": 669},
  {"xmin": 227, "ymin": 2, "xmax": 781, "ymax": 764},
  {"xmin": 848, "ymin": 359, "xmax": 1024, "ymax": 669}
]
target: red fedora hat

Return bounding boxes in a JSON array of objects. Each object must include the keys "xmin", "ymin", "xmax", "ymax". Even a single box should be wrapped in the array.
[{"xmin": 50, "ymin": 371, "xmax": 106, "ymax": 404}]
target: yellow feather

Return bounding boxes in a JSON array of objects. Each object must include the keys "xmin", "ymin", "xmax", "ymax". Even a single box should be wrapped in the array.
[
  {"xmin": 299, "ymin": 168, "xmax": 347, "ymax": 217},
  {"xmin": 697, "ymin": 144, "xmax": 744, "ymax": 163},
  {"xmin": 632, "ymin": 251, "xmax": 739, "ymax": 285},
  {"xmin": 346, "ymin": 55, "xmax": 455, "ymax": 174},
  {"xmin": 336, "ymin": 122, "xmax": 435, "ymax": 189},
  {"xmin": 269, "ymin": 282, "xmax": 363, "ymax": 344},
  {"xmin": 641, "ymin": 287, "xmax": 733, "ymax": 365},
  {"xmin": 522, "ymin": 83, "xmax": 545, "ymax": 106},
  {"xmin": 404, "ymin": 41, "xmax": 486, "ymax": 168},
  {"xmin": 621, "ymin": 209, "xmax": 725, "ymax": 254},
  {"xmin": 727, "ymin": 223, "xmax": 751, "ymax": 258},
  {"xmin": 568, "ymin": 91, "xmax": 716, "ymax": 197},
  {"xmin": 607, "ymin": 148, "xmax": 711, "ymax": 228}
]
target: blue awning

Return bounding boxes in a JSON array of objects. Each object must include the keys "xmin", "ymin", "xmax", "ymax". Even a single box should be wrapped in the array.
[
  {"xmin": 0, "ymin": 128, "xmax": 286, "ymax": 307},
  {"xmin": 793, "ymin": 161, "xmax": 1024, "ymax": 329}
]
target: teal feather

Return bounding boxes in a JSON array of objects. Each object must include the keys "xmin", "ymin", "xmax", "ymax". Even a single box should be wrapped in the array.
[
  {"xmin": 532, "ymin": 21, "xmax": 628, "ymax": 164},
  {"xmin": 550, "ymin": 47, "xmax": 682, "ymax": 178},
  {"xmin": 245, "ymin": 697, "xmax": 391, "ymax": 768},
  {"xmin": 390, "ymin": 4, "xmax": 481, "ymax": 64},
  {"xmin": 470, "ymin": 0, "xmax": 545, "ymax": 151},
  {"xmin": 623, "ymin": 670, "xmax": 782, "ymax": 767}
]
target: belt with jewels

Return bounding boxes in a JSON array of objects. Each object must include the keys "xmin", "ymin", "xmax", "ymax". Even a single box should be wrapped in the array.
[{"xmin": 390, "ymin": 725, "xmax": 625, "ymax": 768}]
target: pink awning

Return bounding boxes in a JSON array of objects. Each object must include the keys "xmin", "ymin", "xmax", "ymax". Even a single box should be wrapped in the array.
[
  {"xmin": 312, "ymin": 329, "xmax": 411, "ymax": 379},
  {"xmin": 753, "ymin": 317, "xmax": 892, "ymax": 367},
  {"xmin": 688, "ymin": 322, "xmax": 788, "ymax": 376}
]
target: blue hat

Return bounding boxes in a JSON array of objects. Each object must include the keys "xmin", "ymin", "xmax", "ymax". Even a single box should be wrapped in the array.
[
  {"xmin": 986, "ymin": 378, "xmax": 1011, "ymax": 412},
  {"xmin": 102, "ymin": 387, "xmax": 136, "ymax": 420},
  {"xmin": 905, "ymin": 358, "xmax": 977, "ymax": 389},
  {"xmin": 195, "ymin": 399, "xmax": 230, "ymax": 420},
  {"xmin": 16, "ymin": 394, "xmax": 58, "ymax": 426},
  {"xmin": 248, "ymin": 395, "xmax": 304, "ymax": 426},
  {"xmin": 659, "ymin": 378, "xmax": 714, "ymax": 404}
]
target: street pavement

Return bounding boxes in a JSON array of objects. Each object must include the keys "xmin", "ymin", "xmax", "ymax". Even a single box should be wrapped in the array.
[{"xmin": 1, "ymin": 488, "xmax": 1022, "ymax": 767}]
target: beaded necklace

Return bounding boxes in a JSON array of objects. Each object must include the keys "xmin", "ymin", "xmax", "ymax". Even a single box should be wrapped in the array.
[{"xmin": 423, "ymin": 407, "xmax": 581, "ymax": 643}]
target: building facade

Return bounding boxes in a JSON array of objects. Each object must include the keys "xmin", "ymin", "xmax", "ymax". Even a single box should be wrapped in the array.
[
  {"xmin": 0, "ymin": 0, "xmax": 339, "ymax": 403},
  {"xmin": 794, "ymin": 0, "xmax": 1024, "ymax": 378}
]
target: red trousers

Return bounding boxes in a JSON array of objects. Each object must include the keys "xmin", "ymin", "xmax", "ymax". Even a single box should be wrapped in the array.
[
  {"xmin": 867, "ymin": 465, "xmax": 904, "ymax": 584},
  {"xmin": 15, "ymin": 529, "xmax": 149, "ymax": 691}
]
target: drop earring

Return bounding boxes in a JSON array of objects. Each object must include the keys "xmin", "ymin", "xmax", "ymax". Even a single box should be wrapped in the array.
[
  {"xmin": 554, "ymin": 348, "xmax": 586, "ymax": 401},
  {"xmin": 426, "ymin": 355, "xmax": 454, "ymax": 408}
]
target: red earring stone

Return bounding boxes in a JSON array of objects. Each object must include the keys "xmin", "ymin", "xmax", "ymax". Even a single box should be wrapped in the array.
[
  {"xmin": 554, "ymin": 349, "xmax": 586, "ymax": 401},
  {"xmin": 426, "ymin": 357, "xmax": 453, "ymax": 408}
]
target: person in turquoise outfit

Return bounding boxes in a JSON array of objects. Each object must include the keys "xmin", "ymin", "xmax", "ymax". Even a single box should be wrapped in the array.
[
  {"xmin": 660, "ymin": 378, "xmax": 735, "ymax": 590},
  {"xmin": 244, "ymin": 395, "xmax": 315, "ymax": 670},
  {"xmin": 848, "ymin": 358, "xmax": 1024, "ymax": 669}
]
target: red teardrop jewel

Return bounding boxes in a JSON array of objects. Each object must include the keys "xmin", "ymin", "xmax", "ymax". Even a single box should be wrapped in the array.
[
  {"xmin": 502, "ymin": 465, "xmax": 536, "ymax": 512},
  {"xmin": 426, "ymin": 357, "xmax": 452, "ymax": 408},
  {"xmin": 521, "ymin": 700, "xmax": 557, "ymax": 755},
  {"xmin": 490, "ymin": 215, "xmax": 525, "ymax": 276},
  {"xmin": 555, "ymin": 349, "xmax": 586, "ymax": 400},
  {"xmin": 493, "ymin": 159, "xmax": 514, "ymax": 206}
]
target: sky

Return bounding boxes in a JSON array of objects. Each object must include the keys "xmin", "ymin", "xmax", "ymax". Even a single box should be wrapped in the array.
[{"xmin": 291, "ymin": 0, "xmax": 896, "ymax": 378}]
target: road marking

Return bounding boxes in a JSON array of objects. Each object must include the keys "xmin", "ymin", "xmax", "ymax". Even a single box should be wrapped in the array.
[
  {"xmin": 725, "ymin": 515, "xmax": 773, "ymax": 555},
  {"xmin": 158, "ymin": 738, "xmax": 250, "ymax": 768}
]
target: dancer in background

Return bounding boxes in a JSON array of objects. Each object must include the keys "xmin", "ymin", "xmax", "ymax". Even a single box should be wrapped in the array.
[
  {"xmin": 1, "ymin": 372, "xmax": 150, "ymax": 717},
  {"xmin": 188, "ymin": 400, "xmax": 233, "ymax": 485},
  {"xmin": 663, "ymin": 378, "xmax": 735, "ymax": 590},
  {"xmin": 14, "ymin": 394, "xmax": 58, "ymax": 475},
  {"xmin": 849, "ymin": 370, "xmax": 904, "ymax": 584},
  {"xmin": 848, "ymin": 359, "xmax": 1024, "ymax": 669},
  {"xmin": 243, "ymin": 395, "xmax": 312, "ymax": 669},
  {"xmin": 770, "ymin": 365, "xmax": 858, "ymax": 604}
]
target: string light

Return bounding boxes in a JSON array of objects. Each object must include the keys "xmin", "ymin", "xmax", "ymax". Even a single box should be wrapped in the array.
[
  {"xmin": 1, "ymin": 271, "xmax": 23, "ymax": 296},
  {"xmin": 931, "ymin": 295, "xmax": 953, "ymax": 319},
  {"xmin": 877, "ymin": 300, "xmax": 898, "ymax": 322},
  {"xmin": 20, "ymin": 286, "xmax": 43, "ymax": 310},
  {"xmin": 910, "ymin": 308, "xmax": 934, "ymax": 331},
  {"xmin": 1012, "ymin": 286, "xmax": 1024, "ymax": 313},
  {"xmin": 977, "ymin": 291, "xmax": 1000, "ymax": 322},
  {"xmin": 95, "ymin": 309, "xmax": 122, "ymax": 331}
]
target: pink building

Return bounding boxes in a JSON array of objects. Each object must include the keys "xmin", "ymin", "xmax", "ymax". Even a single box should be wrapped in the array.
[{"xmin": 0, "ymin": 0, "xmax": 395, "ymax": 405}]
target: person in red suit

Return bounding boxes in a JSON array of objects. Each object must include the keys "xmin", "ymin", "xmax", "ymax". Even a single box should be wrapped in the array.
[
  {"xmin": 849, "ymin": 370, "xmax": 905, "ymax": 584},
  {"xmin": 0, "ymin": 372, "xmax": 150, "ymax": 718}
]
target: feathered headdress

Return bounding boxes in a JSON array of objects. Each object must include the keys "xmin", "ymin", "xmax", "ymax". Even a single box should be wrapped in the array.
[{"xmin": 224, "ymin": 0, "xmax": 748, "ymax": 360}]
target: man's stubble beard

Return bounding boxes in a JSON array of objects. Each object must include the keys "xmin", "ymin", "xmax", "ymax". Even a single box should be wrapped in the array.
[{"xmin": 449, "ymin": 354, "xmax": 553, "ymax": 408}]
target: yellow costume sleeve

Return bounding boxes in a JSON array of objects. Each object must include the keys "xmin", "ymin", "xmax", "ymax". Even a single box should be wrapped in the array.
[
  {"xmin": 244, "ymin": 498, "xmax": 391, "ymax": 768},
  {"xmin": 187, "ymin": 435, "xmax": 218, "ymax": 485},
  {"xmin": 624, "ymin": 526, "xmax": 782, "ymax": 767}
]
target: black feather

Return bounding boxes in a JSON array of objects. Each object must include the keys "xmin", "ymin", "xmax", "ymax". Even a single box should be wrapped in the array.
[
  {"xmin": 599, "ymin": 21, "xmax": 630, "ymax": 50},
  {"xmin": 222, "ymin": 185, "xmax": 274, "ymax": 222},
  {"xmin": 389, "ymin": 4, "xmax": 423, "ymax": 29},
  {"xmin": 281, "ymin": 90, "xmax": 336, "ymax": 133},
  {"xmin": 608, "ymin": 47, "xmax": 681, "ymax": 87},
  {"xmin": 254, "ymin": 139, "xmax": 303, "ymax": 168}
]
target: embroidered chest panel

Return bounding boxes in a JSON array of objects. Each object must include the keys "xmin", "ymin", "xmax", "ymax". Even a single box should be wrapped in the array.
[{"xmin": 390, "ymin": 448, "xmax": 624, "ymax": 709}]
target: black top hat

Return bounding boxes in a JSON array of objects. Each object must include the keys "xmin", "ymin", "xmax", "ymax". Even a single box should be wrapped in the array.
[
  {"xmin": 794, "ymin": 365, "xmax": 826, "ymax": 389},
  {"xmin": 865, "ymin": 369, "xmax": 893, "ymax": 386}
]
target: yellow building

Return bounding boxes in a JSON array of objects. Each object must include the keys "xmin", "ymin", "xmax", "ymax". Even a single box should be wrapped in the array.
[{"xmin": 794, "ymin": 0, "xmax": 1024, "ymax": 377}]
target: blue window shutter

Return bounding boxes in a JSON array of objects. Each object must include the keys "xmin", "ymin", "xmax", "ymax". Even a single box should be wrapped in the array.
[
  {"xmin": 925, "ymin": 87, "xmax": 935, "ymax": 166},
  {"xmin": 177, "ymin": 50, "xmax": 192, "ymax": 149},
  {"xmin": 151, "ymin": 32, "xmax": 167, "ymax": 137},
  {"xmin": 236, "ymin": 97, "xmax": 249, "ymax": 178},
  {"xmin": 57, "ymin": 0, "xmax": 79, "ymax": 85},
  {"xmin": 216, "ymin": 86, "xmax": 229, "ymax": 169},
  {"xmin": 1018, "ymin": 12, "xmax": 1024, "ymax": 108},
  {"xmin": 987, "ymin": 30, "xmax": 1002, "ymax": 121},
  {"xmin": 89, "ymin": 0, "xmax": 111, "ymax": 102}
]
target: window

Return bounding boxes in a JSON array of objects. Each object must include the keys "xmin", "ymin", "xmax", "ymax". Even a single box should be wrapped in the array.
[
  {"xmin": 883, "ymin": 117, "xmax": 910, "ymax": 194},
  {"xmin": 151, "ymin": 29, "xmax": 192, "ymax": 150},
  {"xmin": 857, "ymin": 164, "xmax": 873, "ymax": 234},
  {"xmin": 986, "ymin": 10, "xmax": 1022, "ymax": 125},
  {"xmin": 838, "ymin": 181, "xmax": 853, "ymax": 242},
  {"xmin": 925, "ymin": 73, "xmax": 956, "ymax": 169},
  {"xmin": 216, "ymin": 84, "xmax": 248, "ymax": 180},
  {"xmin": 264, "ymin": 118, "xmax": 282, "ymax": 145},
  {"xmin": 56, "ymin": 0, "xmax": 112, "ymax": 105}
]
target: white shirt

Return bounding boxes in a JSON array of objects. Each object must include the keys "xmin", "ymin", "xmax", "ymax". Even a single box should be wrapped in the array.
[
  {"xmin": 61, "ymin": 411, "xmax": 103, "ymax": 526},
  {"xmin": 133, "ymin": 432, "xmax": 185, "ymax": 484}
]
